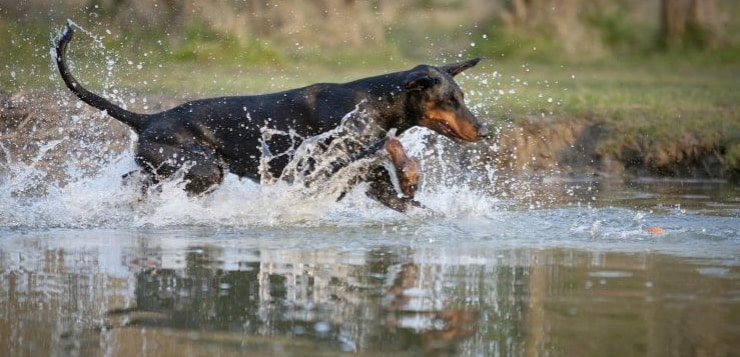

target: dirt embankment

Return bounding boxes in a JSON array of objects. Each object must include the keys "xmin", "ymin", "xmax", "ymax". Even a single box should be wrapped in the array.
[
  {"xmin": 485, "ymin": 115, "xmax": 734, "ymax": 180},
  {"xmin": 1, "ymin": 90, "xmax": 736, "ymax": 188}
]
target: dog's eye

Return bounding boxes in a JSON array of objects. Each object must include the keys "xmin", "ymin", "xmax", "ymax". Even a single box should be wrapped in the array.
[{"xmin": 449, "ymin": 95, "xmax": 461, "ymax": 108}]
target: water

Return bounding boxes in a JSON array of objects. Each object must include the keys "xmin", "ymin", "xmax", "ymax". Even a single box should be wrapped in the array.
[
  {"xmin": 1, "ymin": 144, "xmax": 738, "ymax": 356},
  {"xmin": 1, "ymin": 25, "xmax": 739, "ymax": 357}
]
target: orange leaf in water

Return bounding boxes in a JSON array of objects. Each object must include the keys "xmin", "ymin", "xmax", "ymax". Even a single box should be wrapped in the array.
[{"xmin": 646, "ymin": 226, "xmax": 666, "ymax": 235}]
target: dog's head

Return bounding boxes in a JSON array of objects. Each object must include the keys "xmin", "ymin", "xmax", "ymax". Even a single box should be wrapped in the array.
[{"xmin": 405, "ymin": 58, "xmax": 488, "ymax": 143}]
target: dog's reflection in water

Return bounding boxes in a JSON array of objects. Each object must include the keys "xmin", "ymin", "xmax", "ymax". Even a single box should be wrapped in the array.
[{"xmin": 385, "ymin": 263, "xmax": 478, "ymax": 354}]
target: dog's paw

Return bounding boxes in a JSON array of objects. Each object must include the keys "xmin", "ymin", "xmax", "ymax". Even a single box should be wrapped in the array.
[{"xmin": 404, "ymin": 201, "xmax": 445, "ymax": 218}]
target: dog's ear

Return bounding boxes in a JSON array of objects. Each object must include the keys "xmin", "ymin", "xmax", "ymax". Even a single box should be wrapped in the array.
[
  {"xmin": 404, "ymin": 71, "xmax": 439, "ymax": 91},
  {"xmin": 441, "ymin": 57, "xmax": 481, "ymax": 77}
]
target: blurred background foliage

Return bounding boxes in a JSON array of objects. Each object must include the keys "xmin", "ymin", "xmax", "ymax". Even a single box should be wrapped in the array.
[{"xmin": 1, "ymin": 0, "xmax": 738, "ymax": 72}]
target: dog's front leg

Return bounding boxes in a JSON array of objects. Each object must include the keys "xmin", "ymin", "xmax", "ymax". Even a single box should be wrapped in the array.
[
  {"xmin": 366, "ymin": 139, "xmax": 441, "ymax": 216},
  {"xmin": 365, "ymin": 166, "xmax": 421, "ymax": 213},
  {"xmin": 384, "ymin": 137, "xmax": 419, "ymax": 198}
]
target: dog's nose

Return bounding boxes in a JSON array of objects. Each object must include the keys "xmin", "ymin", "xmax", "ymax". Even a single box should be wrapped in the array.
[{"xmin": 477, "ymin": 124, "xmax": 490, "ymax": 139}]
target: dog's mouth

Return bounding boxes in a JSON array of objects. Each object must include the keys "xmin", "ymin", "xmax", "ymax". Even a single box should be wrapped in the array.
[
  {"xmin": 419, "ymin": 106, "xmax": 485, "ymax": 144},
  {"xmin": 441, "ymin": 127, "xmax": 465, "ymax": 144},
  {"xmin": 429, "ymin": 121, "xmax": 475, "ymax": 144}
]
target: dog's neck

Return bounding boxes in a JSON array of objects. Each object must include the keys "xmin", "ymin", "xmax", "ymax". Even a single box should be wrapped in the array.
[
  {"xmin": 356, "ymin": 83, "xmax": 416, "ymax": 134},
  {"xmin": 337, "ymin": 70, "xmax": 422, "ymax": 134}
]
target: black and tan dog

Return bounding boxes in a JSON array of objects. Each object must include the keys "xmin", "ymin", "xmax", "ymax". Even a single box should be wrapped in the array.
[{"xmin": 54, "ymin": 21, "xmax": 488, "ymax": 212}]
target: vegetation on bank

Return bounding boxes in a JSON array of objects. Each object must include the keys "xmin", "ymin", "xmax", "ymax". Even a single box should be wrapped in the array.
[{"xmin": 1, "ymin": 1, "xmax": 738, "ymax": 179}]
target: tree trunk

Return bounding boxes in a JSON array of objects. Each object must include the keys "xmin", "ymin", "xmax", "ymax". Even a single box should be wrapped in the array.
[
  {"xmin": 686, "ymin": 0, "xmax": 721, "ymax": 48},
  {"xmin": 660, "ymin": 0, "xmax": 685, "ymax": 48},
  {"xmin": 660, "ymin": 0, "xmax": 721, "ymax": 49}
]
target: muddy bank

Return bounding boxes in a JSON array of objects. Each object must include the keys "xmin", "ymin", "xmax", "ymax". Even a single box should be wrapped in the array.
[
  {"xmin": 1, "ymin": 90, "xmax": 736, "ymax": 192},
  {"xmin": 484, "ymin": 115, "xmax": 735, "ymax": 181}
]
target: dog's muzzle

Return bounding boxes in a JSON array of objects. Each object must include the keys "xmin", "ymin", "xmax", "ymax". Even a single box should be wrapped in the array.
[{"xmin": 477, "ymin": 124, "xmax": 490, "ymax": 139}]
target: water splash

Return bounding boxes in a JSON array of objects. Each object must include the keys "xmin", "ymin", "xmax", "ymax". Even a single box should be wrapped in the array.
[
  {"xmin": 0, "ymin": 98, "xmax": 502, "ymax": 230},
  {"xmin": 264, "ymin": 106, "xmax": 399, "ymax": 200}
]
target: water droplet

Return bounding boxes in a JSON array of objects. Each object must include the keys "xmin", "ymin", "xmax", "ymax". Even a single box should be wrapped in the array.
[{"xmin": 314, "ymin": 321, "xmax": 331, "ymax": 334}]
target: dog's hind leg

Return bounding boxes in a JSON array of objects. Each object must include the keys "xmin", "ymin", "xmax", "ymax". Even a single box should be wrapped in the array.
[
  {"xmin": 181, "ymin": 146, "xmax": 224, "ymax": 195},
  {"xmin": 135, "ymin": 142, "xmax": 224, "ymax": 195},
  {"xmin": 122, "ymin": 169, "xmax": 158, "ymax": 197}
]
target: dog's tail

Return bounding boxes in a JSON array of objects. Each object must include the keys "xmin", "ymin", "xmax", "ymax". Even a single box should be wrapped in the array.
[{"xmin": 54, "ymin": 20, "xmax": 147, "ymax": 132}]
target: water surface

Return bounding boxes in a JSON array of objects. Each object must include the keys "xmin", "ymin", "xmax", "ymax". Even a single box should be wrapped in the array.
[{"xmin": 1, "ymin": 174, "xmax": 738, "ymax": 356}]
